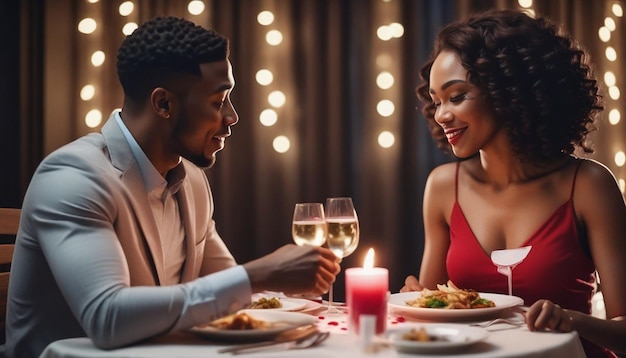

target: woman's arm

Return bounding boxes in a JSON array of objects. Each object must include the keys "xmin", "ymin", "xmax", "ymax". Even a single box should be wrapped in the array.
[
  {"xmin": 526, "ymin": 159, "xmax": 626, "ymax": 354},
  {"xmin": 401, "ymin": 163, "xmax": 455, "ymax": 291}
]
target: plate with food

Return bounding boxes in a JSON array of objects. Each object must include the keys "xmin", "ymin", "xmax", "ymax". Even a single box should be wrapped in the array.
[
  {"xmin": 249, "ymin": 295, "xmax": 308, "ymax": 311},
  {"xmin": 189, "ymin": 310, "xmax": 318, "ymax": 342},
  {"xmin": 388, "ymin": 281, "xmax": 524, "ymax": 321},
  {"xmin": 388, "ymin": 324, "xmax": 488, "ymax": 353}
]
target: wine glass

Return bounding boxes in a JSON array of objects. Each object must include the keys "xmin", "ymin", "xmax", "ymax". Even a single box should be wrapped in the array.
[
  {"xmin": 289, "ymin": 203, "xmax": 328, "ymax": 301},
  {"xmin": 292, "ymin": 203, "xmax": 327, "ymax": 247},
  {"xmin": 324, "ymin": 197, "xmax": 360, "ymax": 314},
  {"xmin": 491, "ymin": 246, "xmax": 532, "ymax": 296}
]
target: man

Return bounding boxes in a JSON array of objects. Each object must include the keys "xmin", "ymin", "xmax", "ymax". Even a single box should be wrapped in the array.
[{"xmin": 5, "ymin": 16, "xmax": 339, "ymax": 358}]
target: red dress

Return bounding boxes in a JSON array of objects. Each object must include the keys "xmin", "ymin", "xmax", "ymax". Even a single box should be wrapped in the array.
[{"xmin": 446, "ymin": 161, "xmax": 615, "ymax": 357}]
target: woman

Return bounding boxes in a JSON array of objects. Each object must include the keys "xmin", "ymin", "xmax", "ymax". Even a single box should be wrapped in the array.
[{"xmin": 401, "ymin": 9, "xmax": 626, "ymax": 357}]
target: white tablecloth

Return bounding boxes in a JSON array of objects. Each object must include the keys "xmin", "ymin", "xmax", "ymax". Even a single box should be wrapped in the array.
[{"xmin": 40, "ymin": 311, "xmax": 586, "ymax": 358}]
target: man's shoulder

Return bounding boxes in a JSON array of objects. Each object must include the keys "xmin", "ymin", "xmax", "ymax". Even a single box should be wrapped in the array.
[
  {"xmin": 35, "ymin": 132, "xmax": 118, "ymax": 184},
  {"xmin": 45, "ymin": 132, "xmax": 107, "ymax": 162}
]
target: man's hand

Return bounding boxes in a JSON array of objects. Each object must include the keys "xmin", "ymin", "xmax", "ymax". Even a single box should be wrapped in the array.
[{"xmin": 243, "ymin": 244, "xmax": 340, "ymax": 296}]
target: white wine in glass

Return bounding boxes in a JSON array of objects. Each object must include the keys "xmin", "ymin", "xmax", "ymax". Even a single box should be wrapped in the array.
[
  {"xmin": 326, "ymin": 218, "xmax": 359, "ymax": 259},
  {"xmin": 324, "ymin": 197, "xmax": 359, "ymax": 314},
  {"xmin": 292, "ymin": 203, "xmax": 327, "ymax": 247}
]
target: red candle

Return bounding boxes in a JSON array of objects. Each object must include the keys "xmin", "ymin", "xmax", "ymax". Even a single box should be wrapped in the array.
[{"xmin": 345, "ymin": 248, "xmax": 388, "ymax": 334}]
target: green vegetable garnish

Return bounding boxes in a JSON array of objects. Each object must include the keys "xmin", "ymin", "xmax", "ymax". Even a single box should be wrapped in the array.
[{"xmin": 426, "ymin": 299, "xmax": 447, "ymax": 308}]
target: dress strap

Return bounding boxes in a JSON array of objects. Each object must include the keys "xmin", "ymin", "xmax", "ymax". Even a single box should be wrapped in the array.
[
  {"xmin": 455, "ymin": 161, "xmax": 461, "ymax": 202},
  {"xmin": 570, "ymin": 160, "xmax": 584, "ymax": 199}
]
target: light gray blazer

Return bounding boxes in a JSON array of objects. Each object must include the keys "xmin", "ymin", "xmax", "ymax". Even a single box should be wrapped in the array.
[{"xmin": 5, "ymin": 115, "xmax": 245, "ymax": 358}]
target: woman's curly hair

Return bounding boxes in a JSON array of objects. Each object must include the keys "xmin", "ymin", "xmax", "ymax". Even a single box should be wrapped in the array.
[
  {"xmin": 416, "ymin": 9, "xmax": 603, "ymax": 163},
  {"xmin": 116, "ymin": 16, "xmax": 229, "ymax": 103}
]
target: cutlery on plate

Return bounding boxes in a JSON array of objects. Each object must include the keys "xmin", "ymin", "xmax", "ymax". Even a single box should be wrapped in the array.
[
  {"xmin": 218, "ymin": 324, "xmax": 321, "ymax": 354},
  {"xmin": 471, "ymin": 318, "xmax": 526, "ymax": 328}
]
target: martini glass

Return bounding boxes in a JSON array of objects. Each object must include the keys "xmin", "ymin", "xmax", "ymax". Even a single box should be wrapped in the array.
[{"xmin": 491, "ymin": 246, "xmax": 532, "ymax": 296}]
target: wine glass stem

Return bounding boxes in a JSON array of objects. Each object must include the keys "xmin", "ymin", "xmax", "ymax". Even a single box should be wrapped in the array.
[
  {"xmin": 327, "ymin": 257, "xmax": 342, "ymax": 311},
  {"xmin": 507, "ymin": 267, "xmax": 513, "ymax": 296}
]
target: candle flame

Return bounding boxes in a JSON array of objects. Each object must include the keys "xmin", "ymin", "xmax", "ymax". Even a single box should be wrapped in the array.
[{"xmin": 363, "ymin": 248, "xmax": 375, "ymax": 269}]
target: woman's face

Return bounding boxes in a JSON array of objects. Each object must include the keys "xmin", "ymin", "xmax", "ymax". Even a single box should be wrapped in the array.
[{"xmin": 428, "ymin": 50, "xmax": 499, "ymax": 158}]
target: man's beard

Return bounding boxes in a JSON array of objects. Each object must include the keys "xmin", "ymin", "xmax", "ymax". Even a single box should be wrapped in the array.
[
  {"xmin": 182, "ymin": 151, "xmax": 216, "ymax": 169},
  {"xmin": 171, "ymin": 113, "xmax": 219, "ymax": 169}
]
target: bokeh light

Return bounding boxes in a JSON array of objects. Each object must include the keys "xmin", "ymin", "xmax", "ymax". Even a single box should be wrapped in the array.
[
  {"xmin": 257, "ymin": 11, "xmax": 275, "ymax": 25},
  {"xmin": 266, "ymin": 30, "xmax": 283, "ymax": 46},
  {"xmin": 273, "ymin": 135, "xmax": 290, "ymax": 153},
  {"xmin": 609, "ymin": 109, "xmax": 621, "ymax": 125},
  {"xmin": 80, "ymin": 85, "xmax": 95, "ymax": 101},
  {"xmin": 259, "ymin": 109, "xmax": 278, "ymax": 126},
  {"xmin": 78, "ymin": 18, "xmax": 97, "ymax": 34},
  {"xmin": 376, "ymin": 99, "xmax": 395, "ymax": 117},
  {"xmin": 85, "ymin": 109, "xmax": 103, "ymax": 128},
  {"xmin": 118, "ymin": 1, "xmax": 134, "ymax": 16},
  {"xmin": 599, "ymin": 27, "xmax": 611, "ymax": 42},
  {"xmin": 268, "ymin": 90, "xmax": 286, "ymax": 107},
  {"xmin": 377, "ymin": 131, "xmax": 395, "ymax": 148},
  {"xmin": 612, "ymin": 3, "xmax": 623, "ymax": 17},
  {"xmin": 91, "ymin": 51, "xmax": 105, "ymax": 67},
  {"xmin": 376, "ymin": 71, "xmax": 394, "ymax": 89},
  {"xmin": 187, "ymin": 0, "xmax": 205, "ymax": 15},
  {"xmin": 122, "ymin": 22, "xmax": 138, "ymax": 35},
  {"xmin": 615, "ymin": 151, "xmax": 626, "ymax": 167},
  {"xmin": 518, "ymin": 0, "xmax": 533, "ymax": 7},
  {"xmin": 605, "ymin": 46, "xmax": 617, "ymax": 61},
  {"xmin": 255, "ymin": 69, "xmax": 274, "ymax": 86}
]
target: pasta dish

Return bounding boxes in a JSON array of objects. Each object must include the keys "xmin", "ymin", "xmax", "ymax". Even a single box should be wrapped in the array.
[
  {"xmin": 405, "ymin": 281, "xmax": 495, "ymax": 309},
  {"xmin": 251, "ymin": 297, "xmax": 283, "ymax": 309},
  {"xmin": 401, "ymin": 327, "xmax": 449, "ymax": 342},
  {"xmin": 206, "ymin": 312, "xmax": 270, "ymax": 330}
]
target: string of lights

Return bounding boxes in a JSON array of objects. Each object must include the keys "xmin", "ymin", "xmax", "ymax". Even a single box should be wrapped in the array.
[
  {"xmin": 374, "ymin": 0, "xmax": 404, "ymax": 150},
  {"xmin": 74, "ymin": 0, "xmax": 624, "ymax": 179}
]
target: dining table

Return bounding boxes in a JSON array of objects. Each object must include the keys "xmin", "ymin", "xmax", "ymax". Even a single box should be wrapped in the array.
[{"xmin": 39, "ymin": 296, "xmax": 587, "ymax": 358}]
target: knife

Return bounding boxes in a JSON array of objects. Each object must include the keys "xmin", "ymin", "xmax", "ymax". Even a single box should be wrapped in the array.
[{"xmin": 218, "ymin": 324, "xmax": 320, "ymax": 354}]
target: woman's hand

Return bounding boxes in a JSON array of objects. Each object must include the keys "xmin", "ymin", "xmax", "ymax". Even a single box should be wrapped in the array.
[
  {"xmin": 525, "ymin": 299, "xmax": 574, "ymax": 332},
  {"xmin": 400, "ymin": 275, "xmax": 424, "ymax": 292}
]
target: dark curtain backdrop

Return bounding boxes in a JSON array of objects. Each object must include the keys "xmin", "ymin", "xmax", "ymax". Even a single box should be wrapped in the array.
[
  {"xmin": 1, "ymin": 0, "xmax": 622, "ymax": 301},
  {"xmin": 0, "ymin": 0, "xmax": 44, "ymax": 209}
]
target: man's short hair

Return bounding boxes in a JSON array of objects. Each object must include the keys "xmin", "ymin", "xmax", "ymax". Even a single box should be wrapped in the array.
[{"xmin": 116, "ymin": 16, "xmax": 229, "ymax": 102}]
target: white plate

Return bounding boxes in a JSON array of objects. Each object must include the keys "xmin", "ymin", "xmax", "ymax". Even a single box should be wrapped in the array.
[
  {"xmin": 189, "ymin": 310, "xmax": 317, "ymax": 342},
  {"xmin": 250, "ymin": 295, "xmax": 309, "ymax": 312},
  {"xmin": 388, "ymin": 323, "xmax": 488, "ymax": 353},
  {"xmin": 388, "ymin": 292, "xmax": 524, "ymax": 321}
]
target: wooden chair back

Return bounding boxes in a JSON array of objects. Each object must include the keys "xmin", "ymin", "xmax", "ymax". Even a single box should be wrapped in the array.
[{"xmin": 0, "ymin": 208, "xmax": 20, "ymax": 345}]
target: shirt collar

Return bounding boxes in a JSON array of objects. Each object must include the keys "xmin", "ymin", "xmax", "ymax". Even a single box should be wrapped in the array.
[{"xmin": 114, "ymin": 111, "xmax": 185, "ymax": 194}]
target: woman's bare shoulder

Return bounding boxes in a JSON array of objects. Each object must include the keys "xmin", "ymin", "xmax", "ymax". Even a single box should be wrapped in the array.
[
  {"xmin": 424, "ymin": 162, "xmax": 459, "ymax": 212},
  {"xmin": 420, "ymin": 162, "xmax": 457, "ymax": 288},
  {"xmin": 427, "ymin": 161, "xmax": 458, "ymax": 185},
  {"xmin": 575, "ymin": 157, "xmax": 619, "ymax": 188},
  {"xmin": 572, "ymin": 157, "xmax": 623, "ymax": 212}
]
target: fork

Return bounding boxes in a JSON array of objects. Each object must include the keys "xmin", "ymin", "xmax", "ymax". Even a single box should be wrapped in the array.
[
  {"xmin": 219, "ymin": 330, "xmax": 329, "ymax": 355},
  {"xmin": 232, "ymin": 331, "xmax": 329, "ymax": 354},
  {"xmin": 471, "ymin": 317, "xmax": 526, "ymax": 328},
  {"xmin": 291, "ymin": 331, "xmax": 330, "ymax": 350}
]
